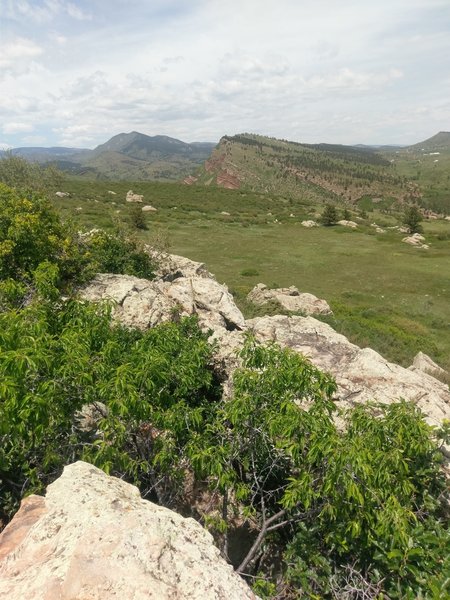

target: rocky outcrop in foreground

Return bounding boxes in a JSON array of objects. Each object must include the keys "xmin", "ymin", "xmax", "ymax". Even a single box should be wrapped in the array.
[
  {"xmin": 0, "ymin": 462, "xmax": 258, "ymax": 600},
  {"xmin": 247, "ymin": 283, "xmax": 332, "ymax": 315},
  {"xmin": 80, "ymin": 252, "xmax": 450, "ymax": 428}
]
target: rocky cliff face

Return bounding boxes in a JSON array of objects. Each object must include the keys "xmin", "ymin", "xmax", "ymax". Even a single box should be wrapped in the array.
[
  {"xmin": 80, "ymin": 252, "xmax": 450, "ymax": 429},
  {"xmin": 0, "ymin": 462, "xmax": 258, "ymax": 600}
]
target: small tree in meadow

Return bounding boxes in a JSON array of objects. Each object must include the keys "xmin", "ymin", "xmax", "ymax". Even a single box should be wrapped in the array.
[
  {"xmin": 403, "ymin": 205, "xmax": 423, "ymax": 234},
  {"xmin": 320, "ymin": 204, "xmax": 338, "ymax": 226}
]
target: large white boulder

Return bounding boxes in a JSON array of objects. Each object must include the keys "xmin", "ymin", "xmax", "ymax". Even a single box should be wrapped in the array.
[
  {"xmin": 246, "ymin": 315, "xmax": 450, "ymax": 427},
  {"xmin": 247, "ymin": 283, "xmax": 332, "ymax": 315},
  {"xmin": 0, "ymin": 462, "xmax": 258, "ymax": 600}
]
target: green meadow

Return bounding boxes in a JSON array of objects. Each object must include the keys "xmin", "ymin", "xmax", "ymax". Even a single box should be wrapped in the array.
[{"xmin": 53, "ymin": 179, "xmax": 450, "ymax": 372}]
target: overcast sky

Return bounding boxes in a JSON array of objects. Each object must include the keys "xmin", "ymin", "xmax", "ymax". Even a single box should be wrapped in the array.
[{"xmin": 1, "ymin": 0, "xmax": 449, "ymax": 149}]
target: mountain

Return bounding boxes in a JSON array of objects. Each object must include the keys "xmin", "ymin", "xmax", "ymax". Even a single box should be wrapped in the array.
[
  {"xmin": 1, "ymin": 146, "xmax": 88, "ymax": 163},
  {"xmin": 188, "ymin": 133, "xmax": 414, "ymax": 204},
  {"xmin": 406, "ymin": 131, "xmax": 450, "ymax": 153},
  {"xmin": 2, "ymin": 133, "xmax": 217, "ymax": 181}
]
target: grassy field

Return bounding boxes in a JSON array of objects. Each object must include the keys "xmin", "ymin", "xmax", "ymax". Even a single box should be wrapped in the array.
[{"xmin": 53, "ymin": 178, "xmax": 450, "ymax": 372}]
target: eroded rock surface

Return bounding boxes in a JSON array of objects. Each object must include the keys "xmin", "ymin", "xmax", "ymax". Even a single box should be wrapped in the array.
[
  {"xmin": 0, "ymin": 462, "xmax": 257, "ymax": 600},
  {"xmin": 247, "ymin": 283, "xmax": 332, "ymax": 315},
  {"xmin": 246, "ymin": 316, "xmax": 450, "ymax": 426},
  {"xmin": 80, "ymin": 272, "xmax": 245, "ymax": 334}
]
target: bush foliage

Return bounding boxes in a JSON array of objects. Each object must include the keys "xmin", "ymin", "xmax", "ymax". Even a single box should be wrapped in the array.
[{"xmin": 0, "ymin": 184, "xmax": 154, "ymax": 306}]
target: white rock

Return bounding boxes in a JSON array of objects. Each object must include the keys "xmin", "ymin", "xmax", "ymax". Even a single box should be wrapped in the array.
[
  {"xmin": 220, "ymin": 211, "xmax": 230, "ymax": 216},
  {"xmin": 0, "ymin": 462, "xmax": 258, "ymax": 600},
  {"xmin": 107, "ymin": 190, "xmax": 116, "ymax": 195},
  {"xmin": 126, "ymin": 190, "xmax": 144, "ymax": 203},
  {"xmin": 337, "ymin": 220, "xmax": 358, "ymax": 228},
  {"xmin": 245, "ymin": 316, "xmax": 450, "ymax": 427},
  {"xmin": 247, "ymin": 283, "xmax": 332, "ymax": 315},
  {"xmin": 55, "ymin": 191, "xmax": 69, "ymax": 198},
  {"xmin": 402, "ymin": 233, "xmax": 427, "ymax": 247},
  {"xmin": 80, "ymin": 273, "xmax": 245, "ymax": 335},
  {"xmin": 301, "ymin": 220, "xmax": 318, "ymax": 228},
  {"xmin": 142, "ymin": 205, "xmax": 157, "ymax": 212},
  {"xmin": 409, "ymin": 352, "xmax": 448, "ymax": 378}
]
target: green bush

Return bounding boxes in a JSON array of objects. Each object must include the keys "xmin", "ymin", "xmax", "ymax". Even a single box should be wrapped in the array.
[
  {"xmin": 0, "ymin": 184, "xmax": 155, "ymax": 301},
  {"xmin": 0, "ymin": 153, "xmax": 64, "ymax": 195},
  {"xmin": 0, "ymin": 301, "xmax": 218, "ymax": 520}
]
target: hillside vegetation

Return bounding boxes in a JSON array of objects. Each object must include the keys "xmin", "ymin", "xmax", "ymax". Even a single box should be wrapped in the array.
[
  {"xmin": 190, "ymin": 133, "xmax": 416, "ymax": 205},
  {"xmin": 0, "ymin": 178, "xmax": 449, "ymax": 599}
]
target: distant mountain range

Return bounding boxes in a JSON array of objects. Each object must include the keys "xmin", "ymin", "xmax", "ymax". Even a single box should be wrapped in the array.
[
  {"xmin": 2, "ymin": 130, "xmax": 449, "ymax": 211},
  {"xmin": 2, "ymin": 132, "xmax": 217, "ymax": 181}
]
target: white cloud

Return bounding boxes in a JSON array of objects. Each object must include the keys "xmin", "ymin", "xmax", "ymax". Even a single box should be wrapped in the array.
[
  {"xmin": 2, "ymin": 122, "xmax": 34, "ymax": 134},
  {"xmin": 66, "ymin": 2, "xmax": 91, "ymax": 21},
  {"xmin": 0, "ymin": 0, "xmax": 449, "ymax": 146},
  {"xmin": 0, "ymin": 38, "xmax": 44, "ymax": 67}
]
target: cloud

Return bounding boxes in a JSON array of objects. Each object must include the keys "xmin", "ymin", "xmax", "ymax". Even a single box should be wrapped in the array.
[
  {"xmin": 0, "ymin": 38, "xmax": 44, "ymax": 67},
  {"xmin": 0, "ymin": 0, "xmax": 449, "ymax": 146},
  {"xmin": 2, "ymin": 122, "xmax": 35, "ymax": 134},
  {"xmin": 0, "ymin": 0, "xmax": 91, "ymax": 22}
]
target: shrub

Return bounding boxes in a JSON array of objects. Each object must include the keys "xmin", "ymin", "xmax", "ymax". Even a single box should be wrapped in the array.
[
  {"xmin": 0, "ymin": 153, "xmax": 63, "ymax": 195},
  {"xmin": 320, "ymin": 204, "xmax": 338, "ymax": 226},
  {"xmin": 403, "ymin": 205, "xmax": 423, "ymax": 234},
  {"xmin": 0, "ymin": 184, "xmax": 155, "ymax": 301},
  {"xmin": 129, "ymin": 205, "xmax": 148, "ymax": 230}
]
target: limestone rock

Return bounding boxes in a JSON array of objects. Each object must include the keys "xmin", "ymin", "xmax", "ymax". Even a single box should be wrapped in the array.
[
  {"xmin": 142, "ymin": 205, "xmax": 157, "ymax": 212},
  {"xmin": 337, "ymin": 220, "xmax": 358, "ymax": 228},
  {"xmin": 80, "ymin": 273, "xmax": 245, "ymax": 335},
  {"xmin": 301, "ymin": 220, "xmax": 318, "ymax": 227},
  {"xmin": 410, "ymin": 352, "xmax": 448, "ymax": 378},
  {"xmin": 146, "ymin": 250, "xmax": 214, "ymax": 281},
  {"xmin": 107, "ymin": 190, "xmax": 116, "ymax": 195},
  {"xmin": 55, "ymin": 191, "xmax": 69, "ymax": 198},
  {"xmin": 0, "ymin": 462, "xmax": 258, "ymax": 600},
  {"xmin": 402, "ymin": 233, "xmax": 428, "ymax": 248},
  {"xmin": 126, "ymin": 190, "xmax": 144, "ymax": 203},
  {"xmin": 247, "ymin": 283, "xmax": 332, "ymax": 316},
  {"xmin": 246, "ymin": 315, "xmax": 450, "ymax": 427}
]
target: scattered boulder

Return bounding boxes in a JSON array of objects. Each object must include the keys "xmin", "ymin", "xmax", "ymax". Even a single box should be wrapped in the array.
[
  {"xmin": 398, "ymin": 226, "xmax": 409, "ymax": 233},
  {"xmin": 126, "ymin": 190, "xmax": 144, "ymax": 203},
  {"xmin": 247, "ymin": 283, "xmax": 332, "ymax": 316},
  {"xmin": 337, "ymin": 220, "xmax": 358, "ymax": 228},
  {"xmin": 402, "ymin": 233, "xmax": 428, "ymax": 248},
  {"xmin": 301, "ymin": 220, "xmax": 318, "ymax": 228},
  {"xmin": 376, "ymin": 227, "xmax": 385, "ymax": 233},
  {"xmin": 0, "ymin": 462, "xmax": 257, "ymax": 600},
  {"xmin": 142, "ymin": 205, "xmax": 157, "ymax": 212},
  {"xmin": 107, "ymin": 190, "xmax": 116, "ymax": 195},
  {"xmin": 220, "ymin": 211, "xmax": 230, "ymax": 216},
  {"xmin": 55, "ymin": 191, "xmax": 69, "ymax": 198}
]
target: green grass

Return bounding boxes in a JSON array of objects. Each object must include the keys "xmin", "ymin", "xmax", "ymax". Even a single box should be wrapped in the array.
[{"xmin": 52, "ymin": 178, "xmax": 450, "ymax": 371}]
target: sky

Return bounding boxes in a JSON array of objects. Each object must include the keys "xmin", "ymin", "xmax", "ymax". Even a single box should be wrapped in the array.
[{"xmin": 0, "ymin": 0, "xmax": 449, "ymax": 149}]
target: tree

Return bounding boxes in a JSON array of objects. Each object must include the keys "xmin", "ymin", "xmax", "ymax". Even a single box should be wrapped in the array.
[
  {"xmin": 129, "ymin": 205, "xmax": 148, "ymax": 230},
  {"xmin": 403, "ymin": 205, "xmax": 423, "ymax": 233},
  {"xmin": 320, "ymin": 204, "xmax": 338, "ymax": 226}
]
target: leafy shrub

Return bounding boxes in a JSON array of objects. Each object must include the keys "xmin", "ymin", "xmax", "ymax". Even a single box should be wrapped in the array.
[
  {"xmin": 0, "ymin": 184, "xmax": 155, "ymax": 301},
  {"xmin": 0, "ymin": 153, "xmax": 64, "ymax": 195},
  {"xmin": 0, "ymin": 301, "xmax": 218, "ymax": 521}
]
